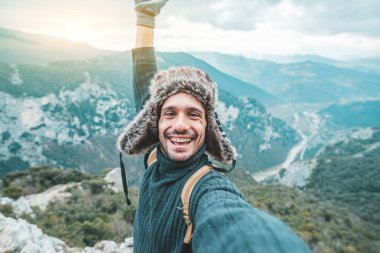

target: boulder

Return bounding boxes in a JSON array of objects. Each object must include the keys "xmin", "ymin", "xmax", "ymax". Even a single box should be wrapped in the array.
[
  {"xmin": 26, "ymin": 183, "xmax": 78, "ymax": 211},
  {"xmin": 104, "ymin": 168, "xmax": 124, "ymax": 193},
  {"xmin": 0, "ymin": 196, "xmax": 34, "ymax": 218},
  {"xmin": 0, "ymin": 213, "xmax": 70, "ymax": 253},
  {"xmin": 78, "ymin": 238, "xmax": 133, "ymax": 253}
]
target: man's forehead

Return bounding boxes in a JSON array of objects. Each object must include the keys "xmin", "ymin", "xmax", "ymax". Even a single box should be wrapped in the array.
[{"xmin": 161, "ymin": 92, "xmax": 205, "ymax": 112}]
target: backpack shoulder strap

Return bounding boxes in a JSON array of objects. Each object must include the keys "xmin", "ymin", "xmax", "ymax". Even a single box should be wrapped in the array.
[
  {"xmin": 147, "ymin": 148, "xmax": 157, "ymax": 167},
  {"xmin": 181, "ymin": 164, "xmax": 212, "ymax": 244}
]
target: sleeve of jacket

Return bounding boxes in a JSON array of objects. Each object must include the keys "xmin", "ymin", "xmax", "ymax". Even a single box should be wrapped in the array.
[
  {"xmin": 190, "ymin": 172, "xmax": 312, "ymax": 253},
  {"xmin": 132, "ymin": 47, "xmax": 157, "ymax": 112}
]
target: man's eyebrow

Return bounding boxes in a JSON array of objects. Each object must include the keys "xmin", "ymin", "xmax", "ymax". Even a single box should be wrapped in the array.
[
  {"xmin": 162, "ymin": 106, "xmax": 204, "ymax": 113},
  {"xmin": 188, "ymin": 107, "xmax": 204, "ymax": 113}
]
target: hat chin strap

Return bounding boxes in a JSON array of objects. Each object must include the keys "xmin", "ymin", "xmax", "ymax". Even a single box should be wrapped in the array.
[{"xmin": 119, "ymin": 152, "xmax": 132, "ymax": 205}]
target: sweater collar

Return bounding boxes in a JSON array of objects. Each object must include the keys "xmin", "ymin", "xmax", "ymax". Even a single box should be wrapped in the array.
[{"xmin": 156, "ymin": 144, "xmax": 208, "ymax": 176}]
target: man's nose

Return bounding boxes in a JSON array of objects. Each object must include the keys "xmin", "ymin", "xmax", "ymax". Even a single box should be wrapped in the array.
[{"xmin": 173, "ymin": 113, "xmax": 190, "ymax": 132}]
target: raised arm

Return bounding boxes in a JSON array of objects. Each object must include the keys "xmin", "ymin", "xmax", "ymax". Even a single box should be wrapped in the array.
[
  {"xmin": 132, "ymin": 26, "xmax": 156, "ymax": 112},
  {"xmin": 132, "ymin": 0, "xmax": 168, "ymax": 112}
]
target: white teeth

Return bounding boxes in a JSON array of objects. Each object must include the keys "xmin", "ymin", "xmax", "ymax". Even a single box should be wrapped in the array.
[{"xmin": 170, "ymin": 138, "xmax": 192, "ymax": 143}]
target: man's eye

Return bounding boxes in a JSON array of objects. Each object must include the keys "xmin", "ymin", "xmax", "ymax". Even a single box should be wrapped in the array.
[
  {"xmin": 163, "ymin": 111, "xmax": 175, "ymax": 117},
  {"xmin": 189, "ymin": 112, "xmax": 200, "ymax": 117}
]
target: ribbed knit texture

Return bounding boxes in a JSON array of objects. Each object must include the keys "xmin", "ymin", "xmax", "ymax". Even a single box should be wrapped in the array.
[
  {"xmin": 134, "ymin": 145, "xmax": 209, "ymax": 253},
  {"xmin": 131, "ymin": 47, "xmax": 312, "ymax": 253},
  {"xmin": 132, "ymin": 47, "xmax": 157, "ymax": 112}
]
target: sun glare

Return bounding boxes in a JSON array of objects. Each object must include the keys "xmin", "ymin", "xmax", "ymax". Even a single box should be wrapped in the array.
[{"xmin": 62, "ymin": 20, "xmax": 87, "ymax": 42}]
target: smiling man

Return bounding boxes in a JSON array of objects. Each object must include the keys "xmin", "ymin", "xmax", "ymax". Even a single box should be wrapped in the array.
[{"xmin": 117, "ymin": 1, "xmax": 312, "ymax": 253}]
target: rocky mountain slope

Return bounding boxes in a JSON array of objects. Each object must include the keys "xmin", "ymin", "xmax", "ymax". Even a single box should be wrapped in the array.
[
  {"xmin": 260, "ymin": 99, "xmax": 380, "ymax": 188},
  {"xmin": 0, "ymin": 29, "xmax": 297, "ymax": 179},
  {"xmin": 0, "ymin": 213, "xmax": 133, "ymax": 253},
  {"xmin": 300, "ymin": 100, "xmax": 380, "ymax": 160}
]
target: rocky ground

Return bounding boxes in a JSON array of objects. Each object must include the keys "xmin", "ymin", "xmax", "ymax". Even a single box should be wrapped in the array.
[
  {"xmin": 0, "ymin": 168, "xmax": 133, "ymax": 253},
  {"xmin": 0, "ymin": 213, "xmax": 133, "ymax": 253}
]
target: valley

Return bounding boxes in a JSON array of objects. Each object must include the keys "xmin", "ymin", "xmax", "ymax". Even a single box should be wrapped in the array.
[{"xmin": 253, "ymin": 110, "xmax": 312, "ymax": 182}]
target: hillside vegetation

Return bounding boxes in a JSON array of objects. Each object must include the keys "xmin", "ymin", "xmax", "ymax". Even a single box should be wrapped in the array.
[
  {"xmin": 30, "ymin": 182, "xmax": 138, "ymax": 247},
  {"xmin": 1, "ymin": 166, "xmax": 92, "ymax": 198},
  {"xmin": 2, "ymin": 166, "xmax": 379, "ymax": 253},
  {"xmin": 0, "ymin": 167, "xmax": 137, "ymax": 247},
  {"xmin": 306, "ymin": 127, "xmax": 380, "ymax": 225},
  {"xmin": 241, "ymin": 184, "xmax": 379, "ymax": 253},
  {"xmin": 318, "ymin": 100, "xmax": 380, "ymax": 128}
]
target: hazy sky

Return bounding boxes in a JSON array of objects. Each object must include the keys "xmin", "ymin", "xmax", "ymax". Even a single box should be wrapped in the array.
[{"xmin": 1, "ymin": 0, "xmax": 379, "ymax": 60}]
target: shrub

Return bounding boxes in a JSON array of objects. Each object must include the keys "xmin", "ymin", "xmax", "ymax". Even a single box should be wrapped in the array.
[
  {"xmin": 31, "ymin": 185, "xmax": 138, "ymax": 247},
  {"xmin": 0, "ymin": 204, "xmax": 14, "ymax": 217},
  {"xmin": 2, "ymin": 185, "xmax": 22, "ymax": 199},
  {"xmin": 2, "ymin": 166, "xmax": 94, "ymax": 196},
  {"xmin": 82, "ymin": 180, "xmax": 106, "ymax": 195}
]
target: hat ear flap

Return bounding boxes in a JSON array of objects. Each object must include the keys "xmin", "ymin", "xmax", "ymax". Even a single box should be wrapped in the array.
[
  {"xmin": 117, "ymin": 100, "xmax": 159, "ymax": 155},
  {"xmin": 205, "ymin": 111, "xmax": 236, "ymax": 163}
]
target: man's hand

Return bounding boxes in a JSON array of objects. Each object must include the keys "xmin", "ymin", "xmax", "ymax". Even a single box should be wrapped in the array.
[{"xmin": 135, "ymin": 0, "xmax": 169, "ymax": 28}]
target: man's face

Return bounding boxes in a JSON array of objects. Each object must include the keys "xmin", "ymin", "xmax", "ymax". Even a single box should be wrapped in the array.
[{"xmin": 159, "ymin": 92, "xmax": 207, "ymax": 161}]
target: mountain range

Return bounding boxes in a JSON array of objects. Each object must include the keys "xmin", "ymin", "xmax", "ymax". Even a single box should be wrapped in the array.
[
  {"xmin": 192, "ymin": 52, "xmax": 380, "ymax": 104},
  {"xmin": 318, "ymin": 100, "xmax": 380, "ymax": 128},
  {"xmin": 0, "ymin": 27, "xmax": 297, "ymax": 181},
  {"xmin": 0, "ymin": 27, "xmax": 115, "ymax": 64},
  {"xmin": 1, "ymin": 27, "xmax": 379, "ymax": 181}
]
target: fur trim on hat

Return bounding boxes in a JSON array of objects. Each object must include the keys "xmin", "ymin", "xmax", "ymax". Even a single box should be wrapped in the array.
[{"xmin": 117, "ymin": 66, "xmax": 236, "ymax": 164}]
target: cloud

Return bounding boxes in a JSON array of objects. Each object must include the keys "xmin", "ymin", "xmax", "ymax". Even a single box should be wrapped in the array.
[
  {"xmin": 162, "ymin": 0, "xmax": 281, "ymax": 31},
  {"xmin": 279, "ymin": 0, "xmax": 380, "ymax": 37},
  {"xmin": 163, "ymin": 0, "xmax": 380, "ymax": 37},
  {"xmin": 0, "ymin": 0, "xmax": 379, "ymax": 59},
  {"xmin": 2, "ymin": 0, "xmax": 379, "ymax": 38},
  {"xmin": 156, "ymin": 16, "xmax": 380, "ymax": 60}
]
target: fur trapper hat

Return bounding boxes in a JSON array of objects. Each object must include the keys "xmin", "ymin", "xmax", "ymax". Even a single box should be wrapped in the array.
[{"xmin": 117, "ymin": 66, "xmax": 236, "ymax": 164}]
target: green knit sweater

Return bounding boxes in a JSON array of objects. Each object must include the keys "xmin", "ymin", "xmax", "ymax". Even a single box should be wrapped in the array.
[{"xmin": 132, "ymin": 47, "xmax": 312, "ymax": 253}]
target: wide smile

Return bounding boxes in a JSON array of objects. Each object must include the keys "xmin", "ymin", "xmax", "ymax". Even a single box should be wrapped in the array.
[{"xmin": 169, "ymin": 137, "xmax": 193, "ymax": 146}]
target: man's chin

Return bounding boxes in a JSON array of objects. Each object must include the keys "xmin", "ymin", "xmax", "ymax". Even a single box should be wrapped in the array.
[{"xmin": 167, "ymin": 151, "xmax": 192, "ymax": 162}]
